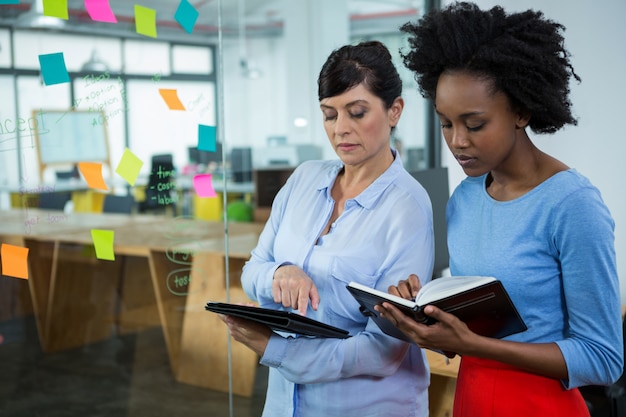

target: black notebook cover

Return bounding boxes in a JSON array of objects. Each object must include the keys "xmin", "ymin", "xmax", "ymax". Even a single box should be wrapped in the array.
[
  {"xmin": 205, "ymin": 302, "xmax": 350, "ymax": 339},
  {"xmin": 346, "ymin": 280, "xmax": 527, "ymax": 342}
]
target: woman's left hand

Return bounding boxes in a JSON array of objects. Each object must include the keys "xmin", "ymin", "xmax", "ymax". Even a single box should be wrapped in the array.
[
  {"xmin": 218, "ymin": 314, "xmax": 273, "ymax": 356},
  {"xmin": 377, "ymin": 303, "xmax": 476, "ymax": 357}
]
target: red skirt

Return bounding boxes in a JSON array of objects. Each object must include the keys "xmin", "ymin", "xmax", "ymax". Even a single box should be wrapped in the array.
[{"xmin": 453, "ymin": 356, "xmax": 590, "ymax": 417}]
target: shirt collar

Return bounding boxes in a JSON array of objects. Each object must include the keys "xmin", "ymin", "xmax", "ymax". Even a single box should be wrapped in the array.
[{"xmin": 315, "ymin": 149, "xmax": 403, "ymax": 210}]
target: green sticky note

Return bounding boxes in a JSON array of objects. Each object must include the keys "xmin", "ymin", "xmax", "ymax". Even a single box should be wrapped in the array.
[
  {"xmin": 91, "ymin": 229, "xmax": 115, "ymax": 261},
  {"xmin": 115, "ymin": 148, "xmax": 144, "ymax": 186},
  {"xmin": 135, "ymin": 5, "xmax": 157, "ymax": 38},
  {"xmin": 42, "ymin": 0, "xmax": 68, "ymax": 19}
]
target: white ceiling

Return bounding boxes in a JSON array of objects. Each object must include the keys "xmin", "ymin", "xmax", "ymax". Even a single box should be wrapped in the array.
[{"xmin": 0, "ymin": 0, "xmax": 421, "ymax": 40}]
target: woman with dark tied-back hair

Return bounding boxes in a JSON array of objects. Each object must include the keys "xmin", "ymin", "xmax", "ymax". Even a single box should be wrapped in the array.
[
  {"xmin": 377, "ymin": 3, "xmax": 623, "ymax": 417},
  {"xmin": 219, "ymin": 40, "xmax": 434, "ymax": 417}
]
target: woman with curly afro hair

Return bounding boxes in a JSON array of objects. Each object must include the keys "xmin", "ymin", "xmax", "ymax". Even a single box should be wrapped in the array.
[{"xmin": 377, "ymin": 2, "xmax": 623, "ymax": 416}]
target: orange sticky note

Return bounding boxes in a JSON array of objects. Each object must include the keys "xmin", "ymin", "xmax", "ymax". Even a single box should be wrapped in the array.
[
  {"xmin": 91, "ymin": 229, "xmax": 115, "ymax": 261},
  {"xmin": 159, "ymin": 89, "xmax": 186, "ymax": 111},
  {"xmin": 1, "ymin": 243, "xmax": 29, "ymax": 280},
  {"xmin": 193, "ymin": 173, "xmax": 217, "ymax": 198},
  {"xmin": 78, "ymin": 162, "xmax": 109, "ymax": 191}
]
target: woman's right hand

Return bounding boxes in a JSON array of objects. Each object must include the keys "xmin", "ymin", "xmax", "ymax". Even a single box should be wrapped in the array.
[
  {"xmin": 272, "ymin": 264, "xmax": 320, "ymax": 315},
  {"xmin": 388, "ymin": 273, "xmax": 422, "ymax": 300}
]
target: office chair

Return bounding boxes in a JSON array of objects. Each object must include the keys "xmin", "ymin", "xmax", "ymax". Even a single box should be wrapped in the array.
[
  {"xmin": 582, "ymin": 315, "xmax": 626, "ymax": 417},
  {"xmin": 102, "ymin": 194, "xmax": 135, "ymax": 214},
  {"xmin": 606, "ymin": 316, "xmax": 626, "ymax": 417},
  {"xmin": 138, "ymin": 154, "xmax": 177, "ymax": 215},
  {"xmin": 38, "ymin": 192, "xmax": 72, "ymax": 210}
]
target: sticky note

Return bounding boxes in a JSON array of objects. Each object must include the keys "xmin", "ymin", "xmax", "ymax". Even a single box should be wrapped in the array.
[
  {"xmin": 85, "ymin": 0, "xmax": 117, "ymax": 23},
  {"xmin": 38, "ymin": 52, "xmax": 70, "ymax": 86},
  {"xmin": 159, "ymin": 89, "xmax": 186, "ymax": 111},
  {"xmin": 78, "ymin": 162, "xmax": 109, "ymax": 191},
  {"xmin": 193, "ymin": 174, "xmax": 217, "ymax": 198},
  {"xmin": 91, "ymin": 229, "xmax": 115, "ymax": 261},
  {"xmin": 0, "ymin": 1, "xmax": 21, "ymax": 5},
  {"xmin": 115, "ymin": 148, "xmax": 144, "ymax": 186},
  {"xmin": 1, "ymin": 243, "xmax": 29, "ymax": 280},
  {"xmin": 198, "ymin": 125, "xmax": 217, "ymax": 152},
  {"xmin": 135, "ymin": 5, "xmax": 157, "ymax": 38},
  {"xmin": 175, "ymin": 0, "xmax": 198, "ymax": 34},
  {"xmin": 42, "ymin": 0, "xmax": 68, "ymax": 19}
]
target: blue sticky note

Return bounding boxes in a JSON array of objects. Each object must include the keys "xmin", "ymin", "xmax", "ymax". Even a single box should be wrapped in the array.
[
  {"xmin": 38, "ymin": 52, "xmax": 70, "ymax": 86},
  {"xmin": 0, "ymin": 0, "xmax": 21, "ymax": 5},
  {"xmin": 198, "ymin": 125, "xmax": 217, "ymax": 152},
  {"xmin": 175, "ymin": 0, "xmax": 198, "ymax": 34}
]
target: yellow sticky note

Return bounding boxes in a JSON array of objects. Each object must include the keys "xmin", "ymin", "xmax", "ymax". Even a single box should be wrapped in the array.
[
  {"xmin": 135, "ymin": 5, "xmax": 157, "ymax": 38},
  {"xmin": 159, "ymin": 89, "xmax": 186, "ymax": 111},
  {"xmin": 91, "ymin": 229, "xmax": 115, "ymax": 261},
  {"xmin": 1, "ymin": 243, "xmax": 29, "ymax": 280},
  {"xmin": 42, "ymin": 0, "xmax": 69, "ymax": 20},
  {"xmin": 115, "ymin": 148, "xmax": 144, "ymax": 186},
  {"xmin": 78, "ymin": 161, "xmax": 109, "ymax": 191}
]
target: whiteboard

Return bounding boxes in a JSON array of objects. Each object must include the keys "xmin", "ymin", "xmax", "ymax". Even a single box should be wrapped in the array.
[{"xmin": 35, "ymin": 110, "xmax": 110, "ymax": 165}]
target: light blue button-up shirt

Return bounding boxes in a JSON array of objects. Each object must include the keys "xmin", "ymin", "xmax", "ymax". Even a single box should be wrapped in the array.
[{"xmin": 242, "ymin": 152, "xmax": 434, "ymax": 417}]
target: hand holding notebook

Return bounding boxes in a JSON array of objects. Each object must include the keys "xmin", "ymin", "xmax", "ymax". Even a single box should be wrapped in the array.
[{"xmin": 346, "ymin": 276, "xmax": 527, "ymax": 342}]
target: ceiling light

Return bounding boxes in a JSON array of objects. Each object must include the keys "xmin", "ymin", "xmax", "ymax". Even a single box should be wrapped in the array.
[
  {"xmin": 81, "ymin": 49, "xmax": 109, "ymax": 73},
  {"xmin": 14, "ymin": 0, "xmax": 66, "ymax": 30}
]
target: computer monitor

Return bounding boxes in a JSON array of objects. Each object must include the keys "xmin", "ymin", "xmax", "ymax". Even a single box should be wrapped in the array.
[
  {"xmin": 231, "ymin": 147, "xmax": 253, "ymax": 183},
  {"xmin": 254, "ymin": 166, "xmax": 295, "ymax": 208},
  {"xmin": 410, "ymin": 167, "xmax": 450, "ymax": 277},
  {"xmin": 188, "ymin": 143, "xmax": 223, "ymax": 165}
]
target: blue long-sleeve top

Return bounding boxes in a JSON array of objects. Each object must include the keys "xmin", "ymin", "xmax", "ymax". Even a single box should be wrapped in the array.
[
  {"xmin": 447, "ymin": 169, "xmax": 623, "ymax": 389},
  {"xmin": 241, "ymin": 153, "xmax": 434, "ymax": 417}
]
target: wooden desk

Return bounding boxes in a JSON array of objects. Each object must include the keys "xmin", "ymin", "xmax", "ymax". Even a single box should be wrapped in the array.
[
  {"xmin": 168, "ymin": 234, "xmax": 262, "ymax": 396},
  {"xmin": 0, "ymin": 208, "xmax": 156, "ymax": 337},
  {"xmin": 0, "ymin": 209, "xmax": 264, "ymax": 396},
  {"xmin": 426, "ymin": 350, "xmax": 460, "ymax": 417}
]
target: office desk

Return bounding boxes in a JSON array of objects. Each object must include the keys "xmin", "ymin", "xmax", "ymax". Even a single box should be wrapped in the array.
[
  {"xmin": 0, "ymin": 209, "xmax": 166, "ymax": 351},
  {"xmin": 0, "ymin": 209, "xmax": 263, "ymax": 382},
  {"xmin": 426, "ymin": 350, "xmax": 460, "ymax": 417},
  {"xmin": 166, "ymin": 233, "xmax": 263, "ymax": 396}
]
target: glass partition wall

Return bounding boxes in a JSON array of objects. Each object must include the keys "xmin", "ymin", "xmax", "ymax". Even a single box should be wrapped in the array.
[{"xmin": 0, "ymin": 1, "xmax": 432, "ymax": 416}]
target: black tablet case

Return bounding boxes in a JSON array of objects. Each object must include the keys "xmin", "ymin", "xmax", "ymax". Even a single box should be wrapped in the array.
[{"xmin": 205, "ymin": 302, "xmax": 350, "ymax": 339}]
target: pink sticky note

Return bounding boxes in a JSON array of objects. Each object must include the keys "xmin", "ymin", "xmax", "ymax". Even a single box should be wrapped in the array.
[
  {"xmin": 193, "ymin": 174, "xmax": 217, "ymax": 198},
  {"xmin": 85, "ymin": 0, "xmax": 118, "ymax": 23}
]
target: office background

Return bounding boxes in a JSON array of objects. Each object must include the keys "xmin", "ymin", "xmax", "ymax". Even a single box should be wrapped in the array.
[
  {"xmin": 0, "ymin": 1, "xmax": 623, "ymax": 416},
  {"xmin": 2, "ymin": 0, "xmax": 623, "ymax": 299}
]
